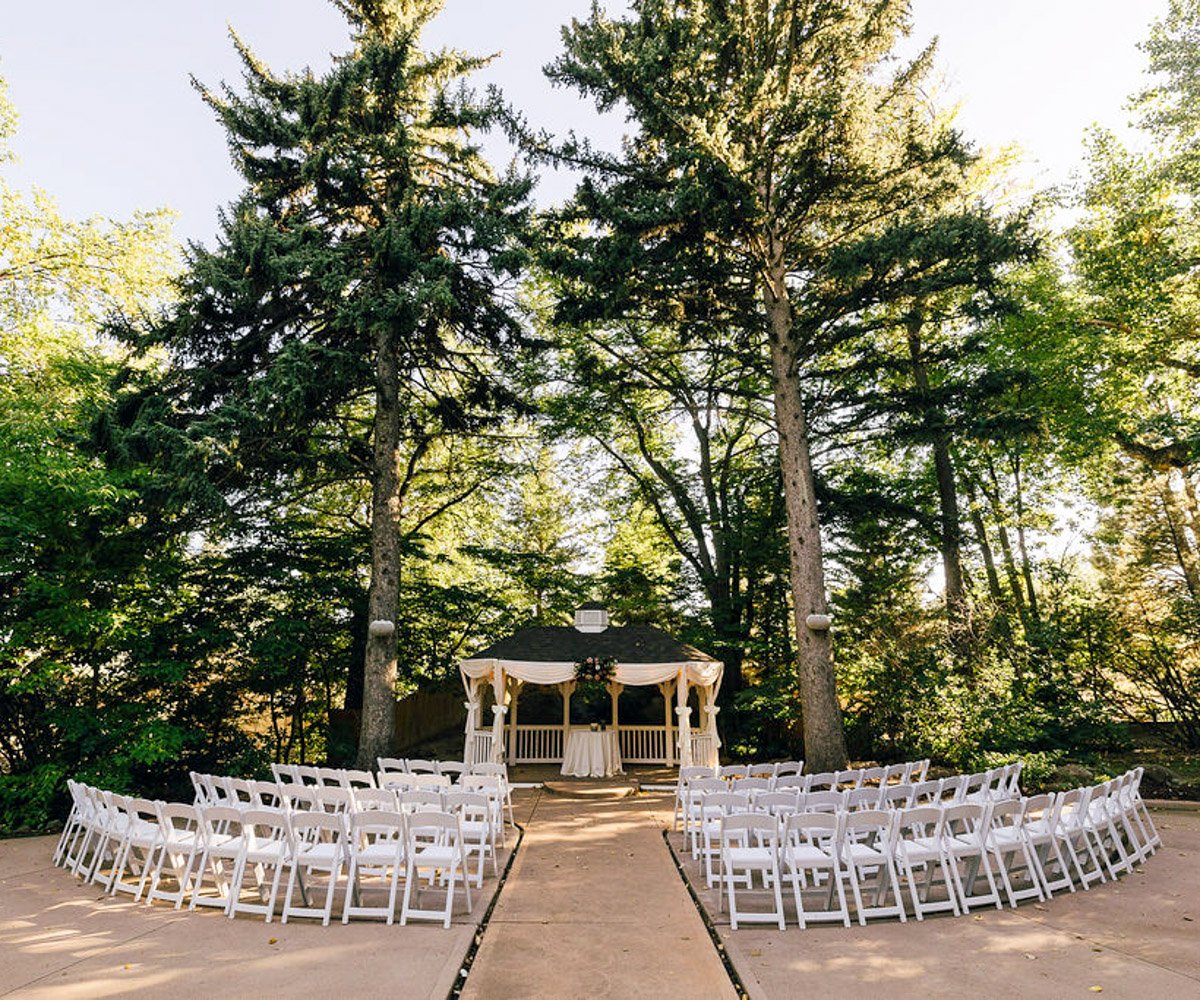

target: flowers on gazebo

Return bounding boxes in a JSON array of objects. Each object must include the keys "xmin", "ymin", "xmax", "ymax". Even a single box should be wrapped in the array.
[{"xmin": 573, "ymin": 655, "xmax": 617, "ymax": 690}]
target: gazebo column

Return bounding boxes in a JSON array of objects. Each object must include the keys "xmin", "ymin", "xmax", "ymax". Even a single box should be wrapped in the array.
[
  {"xmin": 559, "ymin": 680, "xmax": 576, "ymax": 760},
  {"xmin": 658, "ymin": 680, "xmax": 675, "ymax": 767},
  {"xmin": 607, "ymin": 680, "xmax": 622, "ymax": 729},
  {"xmin": 676, "ymin": 669, "xmax": 693, "ymax": 768},
  {"xmin": 506, "ymin": 676, "xmax": 523, "ymax": 762}
]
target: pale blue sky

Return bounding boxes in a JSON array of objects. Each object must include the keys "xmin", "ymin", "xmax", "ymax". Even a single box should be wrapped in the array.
[{"xmin": 0, "ymin": 1, "xmax": 1169, "ymax": 246}]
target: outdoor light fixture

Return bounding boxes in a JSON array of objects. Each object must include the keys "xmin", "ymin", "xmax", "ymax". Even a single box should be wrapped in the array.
[
  {"xmin": 805, "ymin": 613, "xmax": 831, "ymax": 631},
  {"xmin": 368, "ymin": 619, "xmax": 396, "ymax": 637}
]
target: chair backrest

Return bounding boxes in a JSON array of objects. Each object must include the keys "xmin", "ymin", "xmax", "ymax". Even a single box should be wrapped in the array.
[
  {"xmin": 377, "ymin": 757, "xmax": 407, "ymax": 774},
  {"xmin": 226, "ymin": 777, "xmax": 255, "ymax": 805},
  {"xmin": 460, "ymin": 774, "xmax": 502, "ymax": 795},
  {"xmin": 895, "ymin": 805, "xmax": 943, "ymax": 840},
  {"xmin": 720, "ymin": 812, "xmax": 780, "ymax": 845},
  {"xmin": 719, "ymin": 764, "xmax": 749, "ymax": 779},
  {"xmin": 315, "ymin": 786, "xmax": 353, "ymax": 814},
  {"xmin": 295, "ymin": 765, "xmax": 321, "ymax": 785},
  {"xmin": 687, "ymin": 777, "xmax": 727, "ymax": 804},
  {"xmin": 882, "ymin": 763, "xmax": 909, "ymax": 785},
  {"xmin": 746, "ymin": 764, "xmax": 776, "ymax": 780},
  {"xmin": 806, "ymin": 771, "xmax": 837, "ymax": 791},
  {"xmin": 986, "ymin": 796, "xmax": 1024, "ymax": 833},
  {"xmin": 1004, "ymin": 760, "xmax": 1024, "ymax": 795},
  {"xmin": 409, "ymin": 772, "xmax": 451, "ymax": 789},
  {"xmin": 908, "ymin": 759, "xmax": 931, "ymax": 783},
  {"xmin": 444, "ymin": 790, "xmax": 491, "ymax": 821},
  {"xmin": 127, "ymin": 797, "xmax": 162, "ymax": 834},
  {"xmin": 406, "ymin": 810, "xmax": 462, "ymax": 846},
  {"xmin": 678, "ymin": 766, "xmax": 714, "ymax": 785},
  {"xmin": 756, "ymin": 791, "xmax": 801, "ymax": 817},
  {"xmin": 469, "ymin": 762, "xmax": 509, "ymax": 779},
  {"xmin": 939, "ymin": 775, "xmax": 968, "ymax": 802},
  {"xmin": 406, "ymin": 759, "xmax": 438, "ymax": 774},
  {"xmin": 270, "ymin": 763, "xmax": 297, "ymax": 784},
  {"xmin": 349, "ymin": 809, "xmax": 406, "ymax": 848},
  {"xmin": 200, "ymin": 805, "xmax": 245, "ymax": 850},
  {"xmin": 775, "ymin": 775, "xmax": 806, "ymax": 791},
  {"xmin": 842, "ymin": 808, "xmax": 895, "ymax": 849},
  {"xmin": 380, "ymin": 775, "xmax": 419, "ymax": 793},
  {"xmin": 773, "ymin": 761, "xmax": 804, "ymax": 778},
  {"xmin": 737, "ymin": 777, "xmax": 772, "ymax": 794},
  {"xmin": 317, "ymin": 767, "xmax": 345, "ymax": 787},
  {"xmin": 882, "ymin": 784, "xmax": 914, "ymax": 809},
  {"xmin": 784, "ymin": 810, "xmax": 841, "ymax": 846},
  {"xmin": 158, "ymin": 800, "xmax": 201, "ymax": 835},
  {"xmin": 289, "ymin": 809, "xmax": 346, "ymax": 846},
  {"xmin": 240, "ymin": 808, "xmax": 290, "ymax": 847},
  {"xmin": 282, "ymin": 785, "xmax": 320, "ymax": 812},
  {"xmin": 188, "ymin": 772, "xmax": 209, "ymax": 805},
  {"xmin": 700, "ymin": 791, "xmax": 749, "ymax": 816},
  {"xmin": 399, "ymin": 789, "xmax": 445, "ymax": 813},
  {"xmin": 352, "ymin": 787, "xmax": 398, "ymax": 812},
  {"xmin": 342, "ymin": 768, "xmax": 377, "ymax": 789},
  {"xmin": 438, "ymin": 761, "xmax": 468, "ymax": 780},
  {"xmin": 843, "ymin": 787, "xmax": 881, "ymax": 812},
  {"xmin": 799, "ymin": 790, "xmax": 842, "ymax": 813},
  {"xmin": 911, "ymin": 779, "xmax": 942, "ymax": 804},
  {"xmin": 251, "ymin": 780, "xmax": 285, "ymax": 810},
  {"xmin": 941, "ymin": 801, "xmax": 986, "ymax": 841},
  {"xmin": 858, "ymin": 766, "xmax": 887, "ymax": 786},
  {"xmin": 834, "ymin": 768, "xmax": 863, "ymax": 788}
]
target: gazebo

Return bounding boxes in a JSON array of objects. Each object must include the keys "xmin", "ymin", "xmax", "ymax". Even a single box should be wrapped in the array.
[{"xmin": 458, "ymin": 604, "xmax": 723, "ymax": 769}]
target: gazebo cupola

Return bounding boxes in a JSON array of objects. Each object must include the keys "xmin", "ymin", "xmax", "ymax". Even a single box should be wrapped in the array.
[{"xmin": 574, "ymin": 602, "xmax": 610, "ymax": 633}]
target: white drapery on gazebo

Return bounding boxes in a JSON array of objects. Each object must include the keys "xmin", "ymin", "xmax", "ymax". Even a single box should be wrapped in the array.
[{"xmin": 457, "ymin": 608, "xmax": 723, "ymax": 769}]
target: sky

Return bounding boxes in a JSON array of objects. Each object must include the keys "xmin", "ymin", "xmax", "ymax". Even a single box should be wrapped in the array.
[{"xmin": 0, "ymin": 0, "xmax": 1171, "ymax": 248}]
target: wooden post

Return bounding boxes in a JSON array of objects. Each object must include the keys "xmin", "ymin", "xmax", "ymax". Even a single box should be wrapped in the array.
[
  {"xmin": 658, "ymin": 680, "xmax": 675, "ymax": 767},
  {"xmin": 507, "ymin": 676, "xmax": 522, "ymax": 762},
  {"xmin": 560, "ymin": 680, "xmax": 576, "ymax": 760}
]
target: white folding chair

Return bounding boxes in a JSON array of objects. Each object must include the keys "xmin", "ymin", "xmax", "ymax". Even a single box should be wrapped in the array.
[
  {"xmin": 983, "ymin": 797, "xmax": 1046, "ymax": 907},
  {"xmin": 445, "ymin": 790, "xmax": 497, "ymax": 887},
  {"xmin": 343, "ymin": 810, "xmax": 407, "ymax": 924},
  {"xmin": 352, "ymin": 787, "xmax": 398, "ymax": 812},
  {"xmin": 406, "ymin": 759, "xmax": 439, "ymax": 775},
  {"xmin": 840, "ymin": 809, "xmax": 906, "ymax": 924},
  {"xmin": 719, "ymin": 764, "xmax": 750, "ymax": 780},
  {"xmin": 145, "ymin": 802, "xmax": 204, "ymax": 909},
  {"xmin": 282, "ymin": 811, "xmax": 346, "ymax": 925},
  {"xmin": 226, "ymin": 808, "xmax": 292, "ymax": 922},
  {"xmin": 684, "ymin": 778, "xmax": 731, "ymax": 858},
  {"xmin": 717, "ymin": 814, "xmax": 785, "ymax": 930},
  {"xmin": 438, "ymin": 761, "xmax": 468, "ymax": 782},
  {"xmin": 1019, "ymin": 792, "xmax": 1076, "ymax": 897},
  {"xmin": 699, "ymin": 791, "xmax": 749, "ymax": 887},
  {"xmin": 805, "ymin": 771, "xmax": 837, "ymax": 792},
  {"xmin": 892, "ymin": 805, "xmax": 959, "ymax": 920},
  {"xmin": 782, "ymin": 812, "xmax": 850, "ymax": 928},
  {"xmin": 401, "ymin": 812, "xmax": 472, "ymax": 928},
  {"xmin": 108, "ymin": 797, "xmax": 163, "ymax": 900},
  {"xmin": 251, "ymin": 780, "xmax": 286, "ymax": 810},
  {"xmin": 377, "ymin": 756, "xmax": 407, "ymax": 775},
  {"xmin": 316, "ymin": 767, "xmax": 345, "ymax": 787},
  {"xmin": 774, "ymin": 761, "xmax": 804, "ymax": 779},
  {"xmin": 1055, "ymin": 787, "xmax": 1107, "ymax": 889},
  {"xmin": 941, "ymin": 802, "xmax": 1004, "ymax": 912},
  {"xmin": 674, "ymin": 766, "xmax": 715, "ymax": 831},
  {"xmin": 342, "ymin": 768, "xmax": 377, "ymax": 790},
  {"xmin": 190, "ymin": 806, "xmax": 245, "ymax": 911}
]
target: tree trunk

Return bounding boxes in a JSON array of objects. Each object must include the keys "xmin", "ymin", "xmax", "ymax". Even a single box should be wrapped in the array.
[
  {"xmin": 357, "ymin": 326, "xmax": 403, "ymax": 769},
  {"xmin": 763, "ymin": 259, "xmax": 848, "ymax": 772},
  {"xmin": 905, "ymin": 317, "xmax": 968, "ymax": 635}
]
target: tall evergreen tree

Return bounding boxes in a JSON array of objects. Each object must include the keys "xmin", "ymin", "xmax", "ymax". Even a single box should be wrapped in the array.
[
  {"xmin": 119, "ymin": 0, "xmax": 533, "ymax": 766},
  {"xmin": 542, "ymin": 0, "xmax": 979, "ymax": 769}
]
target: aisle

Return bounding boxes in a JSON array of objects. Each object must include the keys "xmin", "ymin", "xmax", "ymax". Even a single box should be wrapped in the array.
[{"xmin": 461, "ymin": 790, "xmax": 738, "ymax": 1000}]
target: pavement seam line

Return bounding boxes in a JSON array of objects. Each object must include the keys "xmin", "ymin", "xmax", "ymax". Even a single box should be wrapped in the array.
[
  {"xmin": 446, "ymin": 789, "xmax": 535, "ymax": 1000},
  {"xmin": 661, "ymin": 829, "xmax": 751, "ymax": 1000}
]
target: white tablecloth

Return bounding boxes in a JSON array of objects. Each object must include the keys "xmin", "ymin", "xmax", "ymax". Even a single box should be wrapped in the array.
[{"xmin": 561, "ymin": 729, "xmax": 623, "ymax": 778}]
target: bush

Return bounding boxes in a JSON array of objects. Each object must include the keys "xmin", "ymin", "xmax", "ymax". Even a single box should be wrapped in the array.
[{"xmin": 0, "ymin": 763, "xmax": 66, "ymax": 835}]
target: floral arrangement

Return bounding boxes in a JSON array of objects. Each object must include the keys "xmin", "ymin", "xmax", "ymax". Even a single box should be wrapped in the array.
[{"xmin": 574, "ymin": 655, "xmax": 617, "ymax": 688}]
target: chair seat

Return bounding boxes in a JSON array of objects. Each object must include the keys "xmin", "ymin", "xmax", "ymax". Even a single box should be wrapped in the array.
[
  {"xmin": 356, "ymin": 843, "xmax": 405, "ymax": 865},
  {"xmin": 295, "ymin": 843, "xmax": 342, "ymax": 866},
  {"xmin": 410, "ymin": 846, "xmax": 459, "ymax": 868},
  {"xmin": 725, "ymin": 847, "xmax": 774, "ymax": 867},
  {"xmin": 784, "ymin": 845, "xmax": 835, "ymax": 865},
  {"xmin": 845, "ymin": 843, "xmax": 887, "ymax": 864}
]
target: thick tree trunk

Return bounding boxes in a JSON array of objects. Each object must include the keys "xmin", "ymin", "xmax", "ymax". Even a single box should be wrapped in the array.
[
  {"xmin": 357, "ymin": 326, "xmax": 403, "ymax": 769},
  {"xmin": 763, "ymin": 261, "xmax": 848, "ymax": 772}
]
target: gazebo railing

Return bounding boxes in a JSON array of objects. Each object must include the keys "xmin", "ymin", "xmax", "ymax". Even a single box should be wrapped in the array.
[
  {"xmin": 509, "ymin": 724, "xmax": 564, "ymax": 763},
  {"xmin": 467, "ymin": 730, "xmax": 494, "ymax": 766},
  {"xmin": 619, "ymin": 725, "xmax": 669, "ymax": 764}
]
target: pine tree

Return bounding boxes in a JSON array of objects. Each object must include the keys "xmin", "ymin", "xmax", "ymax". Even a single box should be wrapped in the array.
[
  {"xmin": 122, "ymin": 0, "xmax": 533, "ymax": 766},
  {"xmin": 542, "ymin": 0, "xmax": 978, "ymax": 769}
]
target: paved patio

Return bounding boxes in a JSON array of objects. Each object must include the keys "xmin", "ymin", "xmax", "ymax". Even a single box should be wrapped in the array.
[
  {"xmin": 671, "ymin": 807, "xmax": 1200, "ymax": 1000},
  {"xmin": 2, "ymin": 789, "xmax": 1196, "ymax": 999}
]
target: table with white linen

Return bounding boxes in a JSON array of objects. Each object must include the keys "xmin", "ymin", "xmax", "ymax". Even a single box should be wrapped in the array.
[{"xmin": 561, "ymin": 729, "xmax": 623, "ymax": 778}]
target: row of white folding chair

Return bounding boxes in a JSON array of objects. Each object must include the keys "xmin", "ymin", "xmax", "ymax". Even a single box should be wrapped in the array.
[
  {"xmin": 715, "ymin": 799, "xmax": 1037, "ymax": 930},
  {"xmin": 59, "ymin": 787, "xmax": 485, "ymax": 928},
  {"xmin": 375, "ymin": 757, "xmax": 469, "ymax": 779},
  {"xmin": 267, "ymin": 765, "xmax": 380, "ymax": 788},
  {"xmin": 713, "ymin": 773, "xmax": 1159, "ymax": 930}
]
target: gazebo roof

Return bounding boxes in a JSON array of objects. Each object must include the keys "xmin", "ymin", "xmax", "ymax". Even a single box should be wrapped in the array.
[{"xmin": 464, "ymin": 623, "xmax": 718, "ymax": 665}]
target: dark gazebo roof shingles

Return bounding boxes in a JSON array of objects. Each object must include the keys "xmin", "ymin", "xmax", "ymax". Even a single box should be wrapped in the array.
[{"xmin": 465, "ymin": 624, "xmax": 717, "ymax": 664}]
